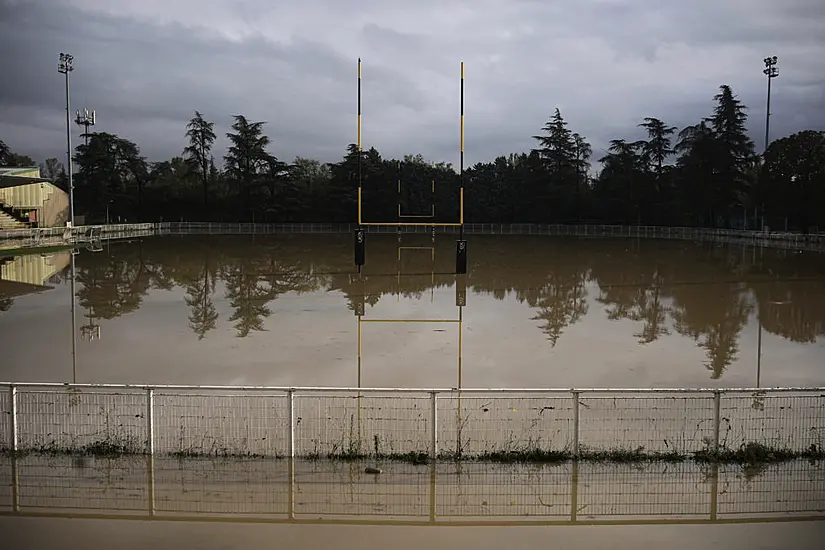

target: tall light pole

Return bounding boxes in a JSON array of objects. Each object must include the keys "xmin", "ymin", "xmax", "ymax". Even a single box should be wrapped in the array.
[
  {"xmin": 58, "ymin": 53, "xmax": 75, "ymax": 227},
  {"xmin": 74, "ymin": 107, "xmax": 96, "ymax": 145},
  {"xmin": 763, "ymin": 56, "xmax": 778, "ymax": 152},
  {"xmin": 761, "ymin": 56, "xmax": 778, "ymax": 230}
]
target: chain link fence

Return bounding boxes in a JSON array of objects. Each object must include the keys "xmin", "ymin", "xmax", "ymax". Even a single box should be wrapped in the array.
[{"xmin": 2, "ymin": 385, "xmax": 824, "ymax": 461}]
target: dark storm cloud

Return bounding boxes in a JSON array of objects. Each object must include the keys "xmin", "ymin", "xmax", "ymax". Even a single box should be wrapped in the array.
[{"xmin": 1, "ymin": 0, "xmax": 824, "ymax": 168}]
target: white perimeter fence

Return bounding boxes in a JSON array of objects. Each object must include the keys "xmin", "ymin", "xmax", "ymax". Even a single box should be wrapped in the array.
[
  {"xmin": 2, "ymin": 223, "xmax": 825, "ymax": 251},
  {"xmin": 2, "ymin": 384, "xmax": 824, "ymax": 460}
]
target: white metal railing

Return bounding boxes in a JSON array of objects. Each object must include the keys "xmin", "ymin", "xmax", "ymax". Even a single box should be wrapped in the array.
[
  {"xmin": 153, "ymin": 222, "xmax": 825, "ymax": 251},
  {"xmin": 2, "ymin": 384, "xmax": 823, "ymax": 461},
  {"xmin": 2, "ymin": 222, "xmax": 825, "ymax": 251}
]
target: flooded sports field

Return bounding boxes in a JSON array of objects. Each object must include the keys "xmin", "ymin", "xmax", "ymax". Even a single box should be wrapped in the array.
[{"xmin": 1, "ymin": 234, "xmax": 824, "ymax": 388}]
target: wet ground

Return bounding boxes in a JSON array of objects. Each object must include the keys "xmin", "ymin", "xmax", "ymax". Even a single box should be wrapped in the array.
[{"xmin": 4, "ymin": 517, "xmax": 823, "ymax": 550}]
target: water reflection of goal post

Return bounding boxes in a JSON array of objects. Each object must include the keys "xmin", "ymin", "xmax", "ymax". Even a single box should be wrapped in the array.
[
  {"xmin": 353, "ymin": 275, "xmax": 467, "ymax": 452},
  {"xmin": 354, "ymin": 58, "xmax": 467, "ymax": 275},
  {"xmin": 396, "ymin": 245, "xmax": 436, "ymax": 301}
]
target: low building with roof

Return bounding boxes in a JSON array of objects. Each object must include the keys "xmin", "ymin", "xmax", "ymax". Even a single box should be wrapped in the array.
[{"xmin": 0, "ymin": 167, "xmax": 70, "ymax": 229}]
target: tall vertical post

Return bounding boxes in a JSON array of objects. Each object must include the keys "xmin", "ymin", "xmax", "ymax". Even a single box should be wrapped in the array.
[
  {"xmin": 756, "ymin": 317, "xmax": 762, "ymax": 387},
  {"xmin": 58, "ymin": 53, "xmax": 75, "ymax": 227},
  {"xmin": 456, "ymin": 62, "xmax": 467, "ymax": 274},
  {"xmin": 712, "ymin": 390, "xmax": 721, "ymax": 456},
  {"xmin": 430, "ymin": 391, "xmax": 438, "ymax": 460},
  {"xmin": 355, "ymin": 58, "xmax": 364, "ymax": 271},
  {"xmin": 572, "ymin": 391, "xmax": 580, "ymax": 458},
  {"xmin": 10, "ymin": 385, "xmax": 18, "ymax": 454},
  {"xmin": 287, "ymin": 389, "xmax": 295, "ymax": 519},
  {"xmin": 459, "ymin": 61, "xmax": 464, "ymax": 240},
  {"xmin": 357, "ymin": 57, "xmax": 362, "ymax": 226},
  {"xmin": 10, "ymin": 385, "xmax": 19, "ymax": 512},
  {"xmin": 761, "ymin": 56, "xmax": 778, "ymax": 230},
  {"xmin": 288, "ymin": 389, "xmax": 295, "ymax": 458},
  {"xmin": 146, "ymin": 388, "xmax": 155, "ymax": 516},
  {"xmin": 70, "ymin": 251, "xmax": 77, "ymax": 384},
  {"xmin": 146, "ymin": 388, "xmax": 154, "ymax": 454}
]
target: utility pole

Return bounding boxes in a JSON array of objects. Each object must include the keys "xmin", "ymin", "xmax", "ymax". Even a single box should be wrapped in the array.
[{"xmin": 58, "ymin": 53, "xmax": 75, "ymax": 227}]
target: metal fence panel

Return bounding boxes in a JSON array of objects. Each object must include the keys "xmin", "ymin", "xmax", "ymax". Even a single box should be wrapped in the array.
[
  {"xmin": 578, "ymin": 393, "xmax": 716, "ymax": 455},
  {"xmin": 719, "ymin": 392, "xmax": 825, "ymax": 452},
  {"xmin": 15, "ymin": 389, "xmax": 147, "ymax": 453},
  {"xmin": 293, "ymin": 392, "xmax": 431, "ymax": 457},
  {"xmin": 152, "ymin": 392, "xmax": 288, "ymax": 457},
  {"xmin": 436, "ymin": 394, "xmax": 574, "ymax": 456}
]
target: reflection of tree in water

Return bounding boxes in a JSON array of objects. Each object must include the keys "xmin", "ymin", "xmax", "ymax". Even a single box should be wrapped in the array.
[
  {"xmin": 749, "ymin": 252, "xmax": 825, "ymax": 344},
  {"xmin": 528, "ymin": 273, "xmax": 589, "ymax": 347},
  {"xmin": 670, "ymin": 282, "xmax": 752, "ymax": 379},
  {"xmin": 221, "ymin": 244, "xmax": 321, "ymax": 338},
  {"xmin": 75, "ymin": 246, "xmax": 157, "ymax": 320},
  {"xmin": 756, "ymin": 286, "xmax": 825, "ymax": 344},
  {"xmin": 183, "ymin": 249, "xmax": 219, "ymax": 340},
  {"xmin": 627, "ymin": 285, "xmax": 670, "ymax": 344},
  {"xmin": 58, "ymin": 235, "xmax": 824, "ymax": 378},
  {"xmin": 591, "ymin": 242, "xmax": 676, "ymax": 345}
]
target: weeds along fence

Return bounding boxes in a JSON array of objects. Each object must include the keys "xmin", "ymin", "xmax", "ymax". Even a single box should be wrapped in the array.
[
  {"xmin": 2, "ymin": 223, "xmax": 825, "ymax": 252},
  {"xmin": 2, "ymin": 384, "xmax": 824, "ymax": 462}
]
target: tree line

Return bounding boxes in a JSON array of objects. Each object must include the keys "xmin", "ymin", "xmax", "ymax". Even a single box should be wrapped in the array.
[{"xmin": 2, "ymin": 83, "xmax": 824, "ymax": 230}]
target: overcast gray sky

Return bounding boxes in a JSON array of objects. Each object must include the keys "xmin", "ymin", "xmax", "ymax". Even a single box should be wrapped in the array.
[{"xmin": 1, "ymin": 0, "xmax": 824, "ymax": 168}]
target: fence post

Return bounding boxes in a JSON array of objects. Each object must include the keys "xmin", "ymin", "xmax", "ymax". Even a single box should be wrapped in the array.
[
  {"xmin": 146, "ymin": 388, "xmax": 154, "ymax": 454},
  {"xmin": 572, "ymin": 391, "xmax": 580, "ymax": 459},
  {"xmin": 288, "ymin": 389, "xmax": 295, "ymax": 458},
  {"xmin": 10, "ymin": 385, "xmax": 18, "ymax": 454},
  {"xmin": 712, "ymin": 390, "xmax": 721, "ymax": 456},
  {"xmin": 430, "ymin": 391, "xmax": 438, "ymax": 460},
  {"xmin": 10, "ymin": 386, "xmax": 19, "ymax": 513}
]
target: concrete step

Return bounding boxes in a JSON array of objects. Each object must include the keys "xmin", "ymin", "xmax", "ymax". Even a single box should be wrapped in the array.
[{"xmin": 0, "ymin": 210, "xmax": 27, "ymax": 230}]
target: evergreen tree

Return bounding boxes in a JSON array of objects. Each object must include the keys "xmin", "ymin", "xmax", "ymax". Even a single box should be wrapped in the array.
[{"xmin": 184, "ymin": 111, "xmax": 217, "ymax": 207}]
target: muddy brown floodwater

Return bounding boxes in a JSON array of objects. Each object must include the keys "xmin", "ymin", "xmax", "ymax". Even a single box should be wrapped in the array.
[{"xmin": 1, "ymin": 234, "xmax": 824, "ymax": 388}]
